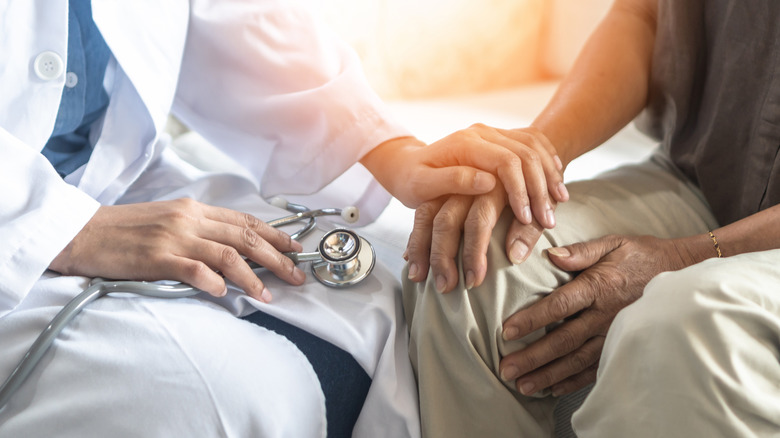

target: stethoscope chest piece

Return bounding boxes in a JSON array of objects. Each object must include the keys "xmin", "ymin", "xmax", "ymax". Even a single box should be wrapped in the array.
[{"xmin": 312, "ymin": 229, "xmax": 375, "ymax": 288}]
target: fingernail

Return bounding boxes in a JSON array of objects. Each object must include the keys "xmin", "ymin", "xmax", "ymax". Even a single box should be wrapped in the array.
[
  {"xmin": 548, "ymin": 247, "xmax": 570, "ymax": 257},
  {"xmin": 503, "ymin": 326, "xmax": 519, "ymax": 341},
  {"xmin": 402, "ymin": 249, "xmax": 409, "ymax": 261},
  {"xmin": 509, "ymin": 240, "xmax": 528, "ymax": 264},
  {"xmin": 291, "ymin": 240, "xmax": 303, "ymax": 252},
  {"xmin": 435, "ymin": 274, "xmax": 447, "ymax": 293},
  {"xmin": 220, "ymin": 287, "xmax": 228, "ymax": 297},
  {"xmin": 407, "ymin": 262, "xmax": 419, "ymax": 280},
  {"xmin": 260, "ymin": 287, "xmax": 272, "ymax": 303},
  {"xmin": 473, "ymin": 172, "xmax": 495, "ymax": 192},
  {"xmin": 465, "ymin": 270, "xmax": 476, "ymax": 289},
  {"xmin": 545, "ymin": 206, "xmax": 556, "ymax": 228},
  {"xmin": 292, "ymin": 267, "xmax": 306, "ymax": 283},
  {"xmin": 501, "ymin": 365, "xmax": 520, "ymax": 381},
  {"xmin": 521, "ymin": 206, "xmax": 532, "ymax": 224},
  {"xmin": 557, "ymin": 182, "xmax": 569, "ymax": 202},
  {"xmin": 519, "ymin": 381, "xmax": 536, "ymax": 396},
  {"xmin": 554, "ymin": 155, "xmax": 563, "ymax": 171}
]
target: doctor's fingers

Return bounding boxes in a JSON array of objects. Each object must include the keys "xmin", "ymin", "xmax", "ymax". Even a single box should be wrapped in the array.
[
  {"xmin": 460, "ymin": 187, "xmax": 508, "ymax": 289},
  {"xmin": 199, "ymin": 203, "xmax": 303, "ymax": 253},
  {"xmin": 477, "ymin": 126, "xmax": 565, "ymax": 229},
  {"xmin": 428, "ymin": 195, "xmax": 473, "ymax": 294},
  {"xmin": 175, "ymin": 236, "xmax": 301, "ymax": 302},
  {"xmin": 429, "ymin": 125, "xmax": 562, "ymax": 229},
  {"xmin": 195, "ymin": 219, "xmax": 307, "ymax": 291},
  {"xmin": 496, "ymin": 126, "xmax": 569, "ymax": 203},
  {"xmin": 163, "ymin": 247, "xmax": 271, "ymax": 302},
  {"xmin": 405, "ymin": 198, "xmax": 445, "ymax": 283},
  {"xmin": 403, "ymin": 165, "xmax": 497, "ymax": 204}
]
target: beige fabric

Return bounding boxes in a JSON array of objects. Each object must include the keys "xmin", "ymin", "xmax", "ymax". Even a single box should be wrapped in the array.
[
  {"xmin": 573, "ymin": 249, "xmax": 780, "ymax": 437},
  {"xmin": 402, "ymin": 154, "xmax": 720, "ymax": 437}
]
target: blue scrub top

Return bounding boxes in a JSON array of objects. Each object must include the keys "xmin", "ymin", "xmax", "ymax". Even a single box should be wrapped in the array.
[{"xmin": 42, "ymin": 0, "xmax": 111, "ymax": 177}]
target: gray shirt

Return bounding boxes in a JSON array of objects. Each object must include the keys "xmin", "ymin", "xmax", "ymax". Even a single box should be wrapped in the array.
[{"xmin": 636, "ymin": 0, "xmax": 780, "ymax": 226}]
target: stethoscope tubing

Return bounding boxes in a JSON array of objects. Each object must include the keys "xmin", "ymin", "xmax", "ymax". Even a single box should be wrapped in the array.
[
  {"xmin": 266, "ymin": 203, "xmax": 343, "ymax": 241},
  {"xmin": 0, "ymin": 203, "xmax": 369, "ymax": 412},
  {"xmin": 0, "ymin": 280, "xmax": 198, "ymax": 410}
]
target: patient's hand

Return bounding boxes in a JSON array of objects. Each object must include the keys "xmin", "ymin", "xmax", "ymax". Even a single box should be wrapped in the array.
[
  {"xmin": 405, "ymin": 187, "xmax": 552, "ymax": 292},
  {"xmin": 498, "ymin": 234, "xmax": 705, "ymax": 396},
  {"xmin": 49, "ymin": 199, "xmax": 306, "ymax": 302},
  {"xmin": 403, "ymin": 126, "xmax": 568, "ymax": 292},
  {"xmin": 361, "ymin": 125, "xmax": 567, "ymax": 225}
]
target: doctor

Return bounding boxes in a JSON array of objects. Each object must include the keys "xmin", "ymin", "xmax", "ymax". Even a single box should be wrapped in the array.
[{"xmin": 0, "ymin": 0, "xmax": 565, "ymax": 436}]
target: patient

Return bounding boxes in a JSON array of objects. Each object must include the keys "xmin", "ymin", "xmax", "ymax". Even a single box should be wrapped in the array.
[
  {"xmin": 403, "ymin": 0, "xmax": 780, "ymax": 436},
  {"xmin": 0, "ymin": 0, "xmax": 567, "ymax": 437}
]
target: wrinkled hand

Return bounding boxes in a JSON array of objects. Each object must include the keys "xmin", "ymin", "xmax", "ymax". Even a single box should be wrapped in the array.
[
  {"xmin": 403, "ymin": 126, "xmax": 568, "ymax": 293},
  {"xmin": 50, "ymin": 199, "xmax": 306, "ymax": 302},
  {"xmin": 499, "ymin": 234, "xmax": 694, "ymax": 396},
  {"xmin": 363, "ymin": 126, "xmax": 567, "ymax": 226},
  {"xmin": 405, "ymin": 185, "xmax": 555, "ymax": 293}
]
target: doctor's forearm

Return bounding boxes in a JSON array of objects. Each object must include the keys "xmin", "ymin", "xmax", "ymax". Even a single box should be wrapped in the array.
[{"xmin": 531, "ymin": 0, "xmax": 657, "ymax": 167}]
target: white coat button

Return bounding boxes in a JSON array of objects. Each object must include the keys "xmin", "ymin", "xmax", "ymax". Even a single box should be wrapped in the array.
[
  {"xmin": 33, "ymin": 51, "xmax": 65, "ymax": 81},
  {"xmin": 65, "ymin": 72, "xmax": 79, "ymax": 88}
]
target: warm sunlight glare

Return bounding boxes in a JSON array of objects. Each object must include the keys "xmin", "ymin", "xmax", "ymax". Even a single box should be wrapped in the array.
[{"xmin": 317, "ymin": 0, "xmax": 611, "ymax": 99}]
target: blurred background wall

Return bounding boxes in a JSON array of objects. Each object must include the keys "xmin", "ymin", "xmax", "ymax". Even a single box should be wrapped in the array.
[{"xmin": 310, "ymin": 0, "xmax": 613, "ymax": 99}]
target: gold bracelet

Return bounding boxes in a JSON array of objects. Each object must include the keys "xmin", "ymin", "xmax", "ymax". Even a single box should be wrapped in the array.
[{"xmin": 708, "ymin": 231, "xmax": 722, "ymax": 258}]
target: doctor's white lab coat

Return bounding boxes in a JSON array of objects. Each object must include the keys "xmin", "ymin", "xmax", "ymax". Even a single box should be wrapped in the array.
[{"xmin": 0, "ymin": 1, "xmax": 420, "ymax": 436}]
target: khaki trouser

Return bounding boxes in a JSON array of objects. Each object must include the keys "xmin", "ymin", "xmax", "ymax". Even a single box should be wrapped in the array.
[{"xmin": 403, "ymin": 155, "xmax": 780, "ymax": 437}]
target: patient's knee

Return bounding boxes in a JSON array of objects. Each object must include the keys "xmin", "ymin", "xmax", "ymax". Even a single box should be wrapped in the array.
[{"xmin": 402, "ymin": 212, "xmax": 569, "ymax": 383}]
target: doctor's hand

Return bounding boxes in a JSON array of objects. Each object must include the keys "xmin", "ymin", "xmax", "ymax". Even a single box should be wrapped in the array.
[
  {"xmin": 361, "ymin": 126, "xmax": 568, "ymax": 227},
  {"xmin": 498, "ymin": 234, "xmax": 708, "ymax": 396},
  {"xmin": 49, "ymin": 199, "xmax": 306, "ymax": 303}
]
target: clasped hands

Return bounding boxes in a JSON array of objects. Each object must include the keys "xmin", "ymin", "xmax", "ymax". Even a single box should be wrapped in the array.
[
  {"xmin": 404, "ymin": 124, "xmax": 694, "ymax": 396},
  {"xmin": 52, "ymin": 125, "xmax": 568, "ymax": 304}
]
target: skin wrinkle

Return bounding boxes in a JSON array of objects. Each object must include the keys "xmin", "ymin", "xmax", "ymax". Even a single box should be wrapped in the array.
[
  {"xmin": 498, "ymin": 229, "xmax": 712, "ymax": 397},
  {"xmin": 241, "ymin": 227, "xmax": 260, "ymax": 249}
]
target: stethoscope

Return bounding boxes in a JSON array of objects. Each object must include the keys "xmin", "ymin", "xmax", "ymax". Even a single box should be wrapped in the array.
[
  {"xmin": 0, "ymin": 200, "xmax": 375, "ymax": 411},
  {"xmin": 263, "ymin": 198, "xmax": 375, "ymax": 287}
]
